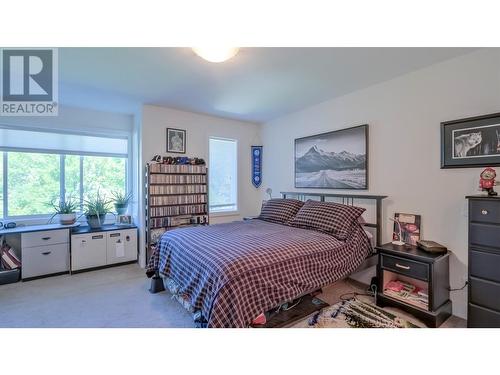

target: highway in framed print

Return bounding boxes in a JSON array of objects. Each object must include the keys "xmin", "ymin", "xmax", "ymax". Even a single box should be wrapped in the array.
[{"xmin": 294, "ymin": 124, "xmax": 368, "ymax": 189}]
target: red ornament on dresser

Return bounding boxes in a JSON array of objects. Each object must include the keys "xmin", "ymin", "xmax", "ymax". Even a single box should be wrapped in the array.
[{"xmin": 479, "ymin": 167, "xmax": 498, "ymax": 196}]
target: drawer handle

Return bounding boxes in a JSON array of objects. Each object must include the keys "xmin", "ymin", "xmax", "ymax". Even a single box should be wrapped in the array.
[
  {"xmin": 42, "ymin": 237, "xmax": 51, "ymax": 240},
  {"xmin": 395, "ymin": 263, "xmax": 410, "ymax": 270},
  {"xmin": 481, "ymin": 209, "xmax": 489, "ymax": 215},
  {"xmin": 41, "ymin": 251, "xmax": 52, "ymax": 255}
]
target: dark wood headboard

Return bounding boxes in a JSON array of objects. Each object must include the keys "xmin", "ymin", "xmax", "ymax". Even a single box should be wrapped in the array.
[{"xmin": 280, "ymin": 191, "xmax": 387, "ymax": 246}]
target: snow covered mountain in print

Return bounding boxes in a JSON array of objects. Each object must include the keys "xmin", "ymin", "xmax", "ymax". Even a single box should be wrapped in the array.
[{"xmin": 296, "ymin": 145, "xmax": 366, "ymax": 173}]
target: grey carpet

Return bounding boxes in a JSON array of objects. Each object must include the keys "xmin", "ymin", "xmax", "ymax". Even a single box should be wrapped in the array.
[
  {"xmin": 0, "ymin": 264, "xmax": 194, "ymax": 328},
  {"xmin": 0, "ymin": 264, "xmax": 466, "ymax": 328}
]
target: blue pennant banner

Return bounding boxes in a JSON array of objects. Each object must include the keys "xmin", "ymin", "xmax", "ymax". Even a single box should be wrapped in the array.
[{"xmin": 251, "ymin": 146, "xmax": 263, "ymax": 188}]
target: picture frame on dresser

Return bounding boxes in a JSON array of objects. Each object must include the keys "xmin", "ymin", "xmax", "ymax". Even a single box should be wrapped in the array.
[{"xmin": 441, "ymin": 112, "xmax": 500, "ymax": 168}]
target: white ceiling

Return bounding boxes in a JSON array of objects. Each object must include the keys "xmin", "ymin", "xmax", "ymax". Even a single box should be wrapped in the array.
[{"xmin": 59, "ymin": 48, "xmax": 477, "ymax": 122}]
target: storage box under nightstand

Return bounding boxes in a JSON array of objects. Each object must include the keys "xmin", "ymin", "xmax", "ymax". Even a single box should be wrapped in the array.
[{"xmin": 376, "ymin": 243, "xmax": 452, "ymax": 328}]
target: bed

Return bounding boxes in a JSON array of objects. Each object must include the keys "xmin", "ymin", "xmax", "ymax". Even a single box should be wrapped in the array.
[{"xmin": 147, "ymin": 192, "xmax": 386, "ymax": 328}]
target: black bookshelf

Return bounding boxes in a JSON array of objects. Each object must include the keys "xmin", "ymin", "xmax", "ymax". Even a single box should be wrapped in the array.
[{"xmin": 145, "ymin": 163, "xmax": 209, "ymax": 262}]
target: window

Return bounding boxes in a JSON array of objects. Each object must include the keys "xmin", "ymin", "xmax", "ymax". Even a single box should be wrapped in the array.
[
  {"xmin": 0, "ymin": 127, "xmax": 128, "ymax": 219},
  {"xmin": 209, "ymin": 137, "xmax": 237, "ymax": 213},
  {"xmin": 7, "ymin": 152, "xmax": 60, "ymax": 216}
]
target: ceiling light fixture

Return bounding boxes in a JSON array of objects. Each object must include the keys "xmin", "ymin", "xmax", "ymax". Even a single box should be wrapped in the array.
[{"xmin": 192, "ymin": 47, "xmax": 239, "ymax": 63}]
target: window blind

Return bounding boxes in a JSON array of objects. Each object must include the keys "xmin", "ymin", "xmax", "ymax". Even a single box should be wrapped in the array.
[{"xmin": 0, "ymin": 127, "xmax": 128, "ymax": 156}]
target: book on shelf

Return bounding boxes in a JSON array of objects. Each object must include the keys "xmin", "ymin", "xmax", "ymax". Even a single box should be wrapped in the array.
[{"xmin": 383, "ymin": 279, "xmax": 428, "ymax": 309}]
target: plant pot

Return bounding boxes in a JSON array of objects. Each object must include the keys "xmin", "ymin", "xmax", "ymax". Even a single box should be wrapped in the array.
[
  {"xmin": 59, "ymin": 213, "xmax": 76, "ymax": 225},
  {"xmin": 115, "ymin": 204, "xmax": 128, "ymax": 215},
  {"xmin": 86, "ymin": 214, "xmax": 106, "ymax": 229}
]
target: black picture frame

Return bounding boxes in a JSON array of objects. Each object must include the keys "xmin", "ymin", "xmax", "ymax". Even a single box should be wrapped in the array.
[
  {"xmin": 166, "ymin": 128, "xmax": 186, "ymax": 154},
  {"xmin": 294, "ymin": 124, "xmax": 368, "ymax": 190},
  {"xmin": 441, "ymin": 112, "xmax": 500, "ymax": 169}
]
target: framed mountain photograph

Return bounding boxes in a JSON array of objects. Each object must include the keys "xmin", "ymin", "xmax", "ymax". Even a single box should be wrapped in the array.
[
  {"xmin": 294, "ymin": 124, "xmax": 368, "ymax": 189},
  {"xmin": 441, "ymin": 112, "xmax": 500, "ymax": 168}
]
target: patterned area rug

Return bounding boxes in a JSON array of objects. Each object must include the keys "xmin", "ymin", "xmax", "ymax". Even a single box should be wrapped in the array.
[{"xmin": 297, "ymin": 298, "xmax": 422, "ymax": 328}]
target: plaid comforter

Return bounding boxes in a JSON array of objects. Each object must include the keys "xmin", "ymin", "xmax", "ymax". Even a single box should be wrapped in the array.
[{"xmin": 147, "ymin": 219, "xmax": 372, "ymax": 328}]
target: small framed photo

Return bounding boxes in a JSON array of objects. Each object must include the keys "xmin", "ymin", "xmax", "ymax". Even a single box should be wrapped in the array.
[
  {"xmin": 393, "ymin": 213, "xmax": 421, "ymax": 245},
  {"xmin": 117, "ymin": 214, "xmax": 133, "ymax": 225},
  {"xmin": 441, "ymin": 112, "xmax": 500, "ymax": 168},
  {"xmin": 166, "ymin": 128, "xmax": 186, "ymax": 154}
]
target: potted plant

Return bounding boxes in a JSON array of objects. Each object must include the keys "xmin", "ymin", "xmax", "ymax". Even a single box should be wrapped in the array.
[
  {"xmin": 111, "ymin": 191, "xmax": 133, "ymax": 215},
  {"xmin": 84, "ymin": 191, "xmax": 113, "ymax": 229},
  {"xmin": 48, "ymin": 196, "xmax": 79, "ymax": 225}
]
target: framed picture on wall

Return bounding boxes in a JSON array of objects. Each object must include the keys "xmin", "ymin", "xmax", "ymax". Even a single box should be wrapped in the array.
[
  {"xmin": 166, "ymin": 128, "xmax": 186, "ymax": 154},
  {"xmin": 441, "ymin": 112, "xmax": 500, "ymax": 168},
  {"xmin": 294, "ymin": 124, "xmax": 368, "ymax": 189}
]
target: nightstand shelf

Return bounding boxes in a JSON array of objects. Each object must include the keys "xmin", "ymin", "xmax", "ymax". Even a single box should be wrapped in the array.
[{"xmin": 376, "ymin": 243, "xmax": 452, "ymax": 328}]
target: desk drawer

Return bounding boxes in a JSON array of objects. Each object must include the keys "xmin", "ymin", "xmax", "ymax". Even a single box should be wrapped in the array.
[
  {"xmin": 22, "ymin": 229, "xmax": 69, "ymax": 248},
  {"xmin": 470, "ymin": 200, "xmax": 500, "ymax": 224},
  {"xmin": 22, "ymin": 243, "xmax": 69, "ymax": 279},
  {"xmin": 381, "ymin": 254, "xmax": 428, "ymax": 281}
]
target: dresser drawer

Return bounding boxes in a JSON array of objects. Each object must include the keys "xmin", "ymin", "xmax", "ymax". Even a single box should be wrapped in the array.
[
  {"xmin": 470, "ymin": 277, "xmax": 500, "ymax": 311},
  {"xmin": 468, "ymin": 303, "xmax": 500, "ymax": 328},
  {"xmin": 470, "ymin": 200, "xmax": 500, "ymax": 224},
  {"xmin": 470, "ymin": 250, "xmax": 500, "ymax": 283},
  {"xmin": 381, "ymin": 254, "xmax": 428, "ymax": 281},
  {"xmin": 22, "ymin": 243, "xmax": 69, "ymax": 279},
  {"xmin": 469, "ymin": 223, "xmax": 500, "ymax": 248},
  {"xmin": 22, "ymin": 229, "xmax": 69, "ymax": 248}
]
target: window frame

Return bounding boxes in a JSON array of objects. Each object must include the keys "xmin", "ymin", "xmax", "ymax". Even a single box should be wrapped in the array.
[
  {"xmin": 208, "ymin": 136, "xmax": 238, "ymax": 216},
  {"xmin": 0, "ymin": 126, "xmax": 131, "ymax": 221}
]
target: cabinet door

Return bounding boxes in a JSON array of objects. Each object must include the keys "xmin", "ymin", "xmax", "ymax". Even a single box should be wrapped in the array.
[
  {"xmin": 106, "ymin": 229, "xmax": 137, "ymax": 264},
  {"xmin": 71, "ymin": 233, "xmax": 107, "ymax": 271}
]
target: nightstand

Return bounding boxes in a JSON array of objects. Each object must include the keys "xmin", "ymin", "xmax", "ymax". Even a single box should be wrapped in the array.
[{"xmin": 375, "ymin": 243, "xmax": 452, "ymax": 327}]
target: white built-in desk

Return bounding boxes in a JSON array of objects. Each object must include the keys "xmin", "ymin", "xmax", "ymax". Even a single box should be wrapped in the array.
[{"xmin": 1, "ymin": 223, "xmax": 137, "ymax": 281}]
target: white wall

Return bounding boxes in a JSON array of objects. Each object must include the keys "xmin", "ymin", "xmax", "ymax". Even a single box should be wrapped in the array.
[
  {"xmin": 139, "ymin": 104, "xmax": 262, "ymax": 265},
  {"xmin": 261, "ymin": 48, "xmax": 500, "ymax": 319}
]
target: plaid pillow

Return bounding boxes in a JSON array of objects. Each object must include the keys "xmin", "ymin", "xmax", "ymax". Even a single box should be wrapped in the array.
[
  {"xmin": 258, "ymin": 199, "xmax": 304, "ymax": 224},
  {"xmin": 288, "ymin": 200, "xmax": 365, "ymax": 240}
]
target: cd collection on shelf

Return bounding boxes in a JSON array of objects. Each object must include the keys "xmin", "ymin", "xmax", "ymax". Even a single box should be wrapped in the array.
[
  {"xmin": 149, "ymin": 164, "xmax": 207, "ymax": 174},
  {"xmin": 149, "ymin": 194, "xmax": 207, "ymax": 206},
  {"xmin": 145, "ymin": 162, "xmax": 209, "ymax": 261},
  {"xmin": 149, "ymin": 174, "xmax": 206, "ymax": 184},
  {"xmin": 149, "ymin": 184, "xmax": 207, "ymax": 195},
  {"xmin": 150, "ymin": 204, "xmax": 207, "ymax": 218}
]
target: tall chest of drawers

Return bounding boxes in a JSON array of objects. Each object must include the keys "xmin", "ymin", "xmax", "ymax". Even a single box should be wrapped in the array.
[{"xmin": 467, "ymin": 195, "xmax": 500, "ymax": 327}]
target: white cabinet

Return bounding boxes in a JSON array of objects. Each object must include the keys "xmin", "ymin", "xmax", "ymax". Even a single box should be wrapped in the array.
[
  {"xmin": 70, "ymin": 228, "xmax": 137, "ymax": 272},
  {"xmin": 21, "ymin": 229, "xmax": 70, "ymax": 279},
  {"xmin": 106, "ymin": 229, "xmax": 138, "ymax": 265},
  {"xmin": 71, "ymin": 233, "xmax": 107, "ymax": 271}
]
